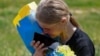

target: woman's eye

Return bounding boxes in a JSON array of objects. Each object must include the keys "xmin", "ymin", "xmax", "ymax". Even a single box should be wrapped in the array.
[{"xmin": 44, "ymin": 28, "xmax": 50, "ymax": 31}]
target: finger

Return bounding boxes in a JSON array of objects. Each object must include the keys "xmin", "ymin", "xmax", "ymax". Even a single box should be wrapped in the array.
[
  {"xmin": 38, "ymin": 43, "xmax": 44, "ymax": 50},
  {"xmin": 34, "ymin": 41, "xmax": 40, "ymax": 48},
  {"xmin": 30, "ymin": 41, "xmax": 35, "ymax": 46},
  {"xmin": 41, "ymin": 47, "xmax": 48, "ymax": 52}
]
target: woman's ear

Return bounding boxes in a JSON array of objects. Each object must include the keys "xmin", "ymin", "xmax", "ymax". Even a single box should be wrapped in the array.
[
  {"xmin": 61, "ymin": 15, "xmax": 70, "ymax": 23},
  {"xmin": 61, "ymin": 16, "xmax": 67, "ymax": 23}
]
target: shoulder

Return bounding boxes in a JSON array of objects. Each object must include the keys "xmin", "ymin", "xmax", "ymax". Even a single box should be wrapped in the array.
[
  {"xmin": 67, "ymin": 28, "xmax": 94, "ymax": 48},
  {"xmin": 66, "ymin": 28, "xmax": 95, "ymax": 56}
]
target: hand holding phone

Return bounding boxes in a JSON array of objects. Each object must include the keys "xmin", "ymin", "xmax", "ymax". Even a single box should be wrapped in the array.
[{"xmin": 33, "ymin": 32, "xmax": 56, "ymax": 47}]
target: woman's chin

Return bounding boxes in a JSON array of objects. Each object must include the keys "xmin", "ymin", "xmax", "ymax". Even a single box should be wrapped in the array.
[{"xmin": 50, "ymin": 34, "xmax": 58, "ymax": 38}]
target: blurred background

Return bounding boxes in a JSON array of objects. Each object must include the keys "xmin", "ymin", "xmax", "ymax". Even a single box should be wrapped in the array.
[{"xmin": 0, "ymin": 0, "xmax": 100, "ymax": 56}]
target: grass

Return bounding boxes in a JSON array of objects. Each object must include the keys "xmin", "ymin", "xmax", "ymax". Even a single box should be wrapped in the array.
[
  {"xmin": 66, "ymin": 0, "xmax": 100, "ymax": 8},
  {"xmin": 0, "ymin": 0, "xmax": 100, "ymax": 56}
]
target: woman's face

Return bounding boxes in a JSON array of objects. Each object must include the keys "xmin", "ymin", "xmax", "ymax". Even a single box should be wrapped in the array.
[{"xmin": 37, "ymin": 21, "xmax": 63, "ymax": 38}]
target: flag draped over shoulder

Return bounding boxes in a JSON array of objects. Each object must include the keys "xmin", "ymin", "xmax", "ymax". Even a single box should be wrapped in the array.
[{"xmin": 13, "ymin": 1, "xmax": 43, "ymax": 54}]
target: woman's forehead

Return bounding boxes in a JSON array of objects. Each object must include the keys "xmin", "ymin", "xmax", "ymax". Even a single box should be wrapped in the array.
[{"xmin": 38, "ymin": 21, "xmax": 59, "ymax": 28}]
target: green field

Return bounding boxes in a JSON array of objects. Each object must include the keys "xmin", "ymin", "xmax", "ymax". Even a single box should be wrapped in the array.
[{"xmin": 0, "ymin": 0, "xmax": 100, "ymax": 56}]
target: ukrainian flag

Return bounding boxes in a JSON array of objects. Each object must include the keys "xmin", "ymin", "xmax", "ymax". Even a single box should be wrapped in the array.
[{"xmin": 13, "ymin": 1, "xmax": 43, "ymax": 54}]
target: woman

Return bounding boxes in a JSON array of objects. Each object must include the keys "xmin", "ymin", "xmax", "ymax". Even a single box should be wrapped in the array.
[{"xmin": 31, "ymin": 0, "xmax": 95, "ymax": 56}]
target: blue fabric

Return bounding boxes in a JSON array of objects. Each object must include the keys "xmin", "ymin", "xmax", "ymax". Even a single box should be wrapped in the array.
[{"xmin": 17, "ymin": 15, "xmax": 43, "ymax": 54}]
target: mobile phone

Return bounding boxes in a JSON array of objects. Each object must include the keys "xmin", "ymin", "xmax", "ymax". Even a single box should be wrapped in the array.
[{"xmin": 33, "ymin": 32, "xmax": 56, "ymax": 47}]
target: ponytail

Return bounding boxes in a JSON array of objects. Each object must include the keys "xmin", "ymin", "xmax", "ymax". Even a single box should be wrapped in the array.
[{"xmin": 70, "ymin": 13, "xmax": 79, "ymax": 28}]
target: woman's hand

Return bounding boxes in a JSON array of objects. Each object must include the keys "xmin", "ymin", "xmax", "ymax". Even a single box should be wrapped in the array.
[{"xmin": 31, "ymin": 41, "xmax": 48, "ymax": 56}]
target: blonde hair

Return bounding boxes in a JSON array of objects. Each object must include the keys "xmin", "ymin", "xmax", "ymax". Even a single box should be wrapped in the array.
[{"xmin": 36, "ymin": 0, "xmax": 79, "ymax": 28}]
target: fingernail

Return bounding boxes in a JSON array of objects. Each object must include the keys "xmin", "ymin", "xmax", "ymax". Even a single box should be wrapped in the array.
[{"xmin": 37, "ymin": 41, "xmax": 40, "ymax": 43}]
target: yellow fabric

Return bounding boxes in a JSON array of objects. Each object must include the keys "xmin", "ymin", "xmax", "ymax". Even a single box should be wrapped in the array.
[
  {"xmin": 13, "ymin": 15, "xmax": 21, "ymax": 27},
  {"xmin": 13, "ymin": 1, "xmax": 37, "ymax": 27},
  {"xmin": 13, "ymin": 5, "xmax": 30, "ymax": 27},
  {"xmin": 18, "ymin": 5, "xmax": 30, "ymax": 20}
]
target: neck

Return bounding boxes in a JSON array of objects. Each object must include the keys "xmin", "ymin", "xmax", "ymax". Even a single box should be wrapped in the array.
[{"xmin": 61, "ymin": 22, "xmax": 77, "ymax": 44}]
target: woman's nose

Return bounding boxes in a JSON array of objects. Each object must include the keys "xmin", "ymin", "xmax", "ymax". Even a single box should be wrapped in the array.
[
  {"xmin": 43, "ymin": 30, "xmax": 49, "ymax": 34},
  {"xmin": 43, "ymin": 28, "xmax": 50, "ymax": 34}
]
